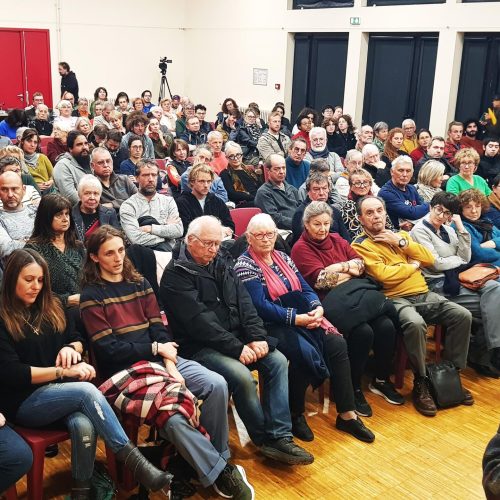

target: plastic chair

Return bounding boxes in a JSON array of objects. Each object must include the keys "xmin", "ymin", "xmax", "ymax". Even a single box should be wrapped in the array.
[
  {"xmin": 14, "ymin": 426, "xmax": 70, "ymax": 500},
  {"xmin": 4, "ymin": 484, "xmax": 17, "ymax": 500},
  {"xmin": 394, "ymin": 325, "xmax": 443, "ymax": 389},
  {"xmin": 230, "ymin": 207, "xmax": 262, "ymax": 237}
]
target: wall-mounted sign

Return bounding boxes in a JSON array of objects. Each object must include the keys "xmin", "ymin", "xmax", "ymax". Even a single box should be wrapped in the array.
[{"xmin": 253, "ymin": 68, "xmax": 268, "ymax": 86}]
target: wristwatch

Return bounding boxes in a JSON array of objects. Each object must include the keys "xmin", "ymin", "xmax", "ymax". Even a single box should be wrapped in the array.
[{"xmin": 398, "ymin": 238, "xmax": 407, "ymax": 248}]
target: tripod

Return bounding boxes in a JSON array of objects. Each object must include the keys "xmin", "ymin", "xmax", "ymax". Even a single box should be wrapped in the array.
[{"xmin": 158, "ymin": 72, "xmax": 173, "ymax": 103}]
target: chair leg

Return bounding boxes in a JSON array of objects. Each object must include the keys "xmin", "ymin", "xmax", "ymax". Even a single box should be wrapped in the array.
[{"xmin": 26, "ymin": 443, "xmax": 46, "ymax": 500}]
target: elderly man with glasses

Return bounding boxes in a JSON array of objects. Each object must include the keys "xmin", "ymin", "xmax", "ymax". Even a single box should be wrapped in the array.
[{"xmin": 160, "ymin": 215, "xmax": 315, "ymax": 466}]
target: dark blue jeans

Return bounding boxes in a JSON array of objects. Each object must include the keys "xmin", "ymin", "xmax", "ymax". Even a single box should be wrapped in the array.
[
  {"xmin": 192, "ymin": 348, "xmax": 292, "ymax": 446},
  {"xmin": 0, "ymin": 424, "xmax": 33, "ymax": 492},
  {"xmin": 15, "ymin": 382, "xmax": 129, "ymax": 482}
]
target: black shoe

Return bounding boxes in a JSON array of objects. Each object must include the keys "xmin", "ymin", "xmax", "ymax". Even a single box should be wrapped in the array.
[
  {"xmin": 260, "ymin": 437, "xmax": 314, "ymax": 465},
  {"xmin": 469, "ymin": 361, "xmax": 500, "ymax": 379},
  {"xmin": 354, "ymin": 389, "xmax": 372, "ymax": 417},
  {"xmin": 462, "ymin": 387, "xmax": 475, "ymax": 406},
  {"xmin": 335, "ymin": 415, "xmax": 375, "ymax": 443},
  {"xmin": 213, "ymin": 463, "xmax": 254, "ymax": 500},
  {"xmin": 491, "ymin": 348, "xmax": 500, "ymax": 372},
  {"xmin": 291, "ymin": 415, "xmax": 314, "ymax": 442},
  {"xmin": 369, "ymin": 379, "xmax": 405, "ymax": 405},
  {"xmin": 45, "ymin": 443, "xmax": 59, "ymax": 458}
]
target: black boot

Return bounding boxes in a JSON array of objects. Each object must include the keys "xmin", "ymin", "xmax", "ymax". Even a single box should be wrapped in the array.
[
  {"xmin": 71, "ymin": 480, "xmax": 91, "ymax": 499},
  {"xmin": 116, "ymin": 441, "xmax": 173, "ymax": 492}
]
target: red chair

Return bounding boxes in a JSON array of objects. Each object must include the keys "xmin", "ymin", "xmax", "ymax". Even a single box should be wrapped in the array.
[
  {"xmin": 39, "ymin": 136, "xmax": 51, "ymax": 148},
  {"xmin": 394, "ymin": 325, "xmax": 443, "ymax": 389},
  {"xmin": 4, "ymin": 484, "xmax": 17, "ymax": 500},
  {"xmin": 230, "ymin": 207, "xmax": 262, "ymax": 238},
  {"xmin": 13, "ymin": 426, "xmax": 71, "ymax": 500}
]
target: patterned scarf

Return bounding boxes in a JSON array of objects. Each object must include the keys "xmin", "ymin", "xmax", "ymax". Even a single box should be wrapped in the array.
[
  {"xmin": 247, "ymin": 248, "xmax": 339, "ymax": 334},
  {"xmin": 228, "ymin": 166, "xmax": 259, "ymax": 193},
  {"xmin": 23, "ymin": 152, "xmax": 40, "ymax": 168}
]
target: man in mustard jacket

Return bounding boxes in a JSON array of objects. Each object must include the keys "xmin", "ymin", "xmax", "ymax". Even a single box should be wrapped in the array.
[{"xmin": 352, "ymin": 195, "xmax": 473, "ymax": 417}]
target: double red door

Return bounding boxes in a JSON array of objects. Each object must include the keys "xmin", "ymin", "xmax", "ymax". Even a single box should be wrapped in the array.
[{"xmin": 0, "ymin": 28, "xmax": 52, "ymax": 110}]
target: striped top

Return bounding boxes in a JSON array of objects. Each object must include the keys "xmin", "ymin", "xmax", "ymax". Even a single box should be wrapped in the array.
[{"xmin": 80, "ymin": 278, "xmax": 169, "ymax": 379}]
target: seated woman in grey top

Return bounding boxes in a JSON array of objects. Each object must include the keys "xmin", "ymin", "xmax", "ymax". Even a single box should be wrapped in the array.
[{"xmin": 410, "ymin": 191, "xmax": 500, "ymax": 377}]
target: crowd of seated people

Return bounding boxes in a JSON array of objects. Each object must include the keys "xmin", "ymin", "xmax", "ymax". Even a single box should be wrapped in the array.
[{"xmin": 0, "ymin": 86, "xmax": 499, "ymax": 499}]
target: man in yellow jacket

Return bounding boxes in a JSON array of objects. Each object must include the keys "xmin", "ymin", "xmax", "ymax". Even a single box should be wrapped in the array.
[{"xmin": 352, "ymin": 196, "xmax": 473, "ymax": 417}]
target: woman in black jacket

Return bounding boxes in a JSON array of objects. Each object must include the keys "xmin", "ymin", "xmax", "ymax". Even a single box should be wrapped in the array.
[
  {"xmin": 332, "ymin": 115, "xmax": 357, "ymax": 158},
  {"xmin": 220, "ymin": 141, "xmax": 263, "ymax": 207}
]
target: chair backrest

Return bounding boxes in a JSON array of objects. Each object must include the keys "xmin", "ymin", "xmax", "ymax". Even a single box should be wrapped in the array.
[
  {"xmin": 230, "ymin": 207, "xmax": 262, "ymax": 237},
  {"xmin": 40, "ymin": 136, "xmax": 51, "ymax": 147}
]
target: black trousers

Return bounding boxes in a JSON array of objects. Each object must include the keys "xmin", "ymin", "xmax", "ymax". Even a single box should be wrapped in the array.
[
  {"xmin": 288, "ymin": 334, "xmax": 355, "ymax": 416},
  {"xmin": 345, "ymin": 314, "xmax": 397, "ymax": 390}
]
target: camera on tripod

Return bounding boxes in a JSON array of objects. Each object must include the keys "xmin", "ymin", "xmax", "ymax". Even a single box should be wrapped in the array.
[{"xmin": 159, "ymin": 57, "xmax": 172, "ymax": 74}]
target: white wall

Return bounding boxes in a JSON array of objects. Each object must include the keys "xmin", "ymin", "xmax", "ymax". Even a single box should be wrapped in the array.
[
  {"xmin": 3, "ymin": 0, "xmax": 500, "ymax": 134},
  {"xmin": 2, "ymin": 0, "xmax": 186, "ymax": 106}
]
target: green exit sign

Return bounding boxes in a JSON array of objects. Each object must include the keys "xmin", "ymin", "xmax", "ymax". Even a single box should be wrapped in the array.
[{"xmin": 350, "ymin": 17, "xmax": 360, "ymax": 25}]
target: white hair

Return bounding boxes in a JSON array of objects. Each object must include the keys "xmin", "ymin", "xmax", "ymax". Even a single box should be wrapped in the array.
[
  {"xmin": 78, "ymin": 174, "xmax": 102, "ymax": 196},
  {"xmin": 402, "ymin": 119, "xmax": 416, "ymax": 128},
  {"xmin": 362, "ymin": 144, "xmax": 379, "ymax": 157},
  {"xmin": 207, "ymin": 130, "xmax": 223, "ymax": 142},
  {"xmin": 345, "ymin": 149, "xmax": 362, "ymax": 163},
  {"xmin": 224, "ymin": 141, "xmax": 242, "ymax": 154},
  {"xmin": 185, "ymin": 215, "xmax": 223, "ymax": 241},
  {"xmin": 391, "ymin": 155, "xmax": 413, "ymax": 170},
  {"xmin": 57, "ymin": 99, "xmax": 72, "ymax": 110},
  {"xmin": 309, "ymin": 126, "xmax": 326, "ymax": 139},
  {"xmin": 246, "ymin": 213, "xmax": 276, "ymax": 233}
]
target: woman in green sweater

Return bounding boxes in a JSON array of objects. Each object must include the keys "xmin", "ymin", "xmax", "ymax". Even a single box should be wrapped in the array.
[{"xmin": 446, "ymin": 148, "xmax": 492, "ymax": 196}]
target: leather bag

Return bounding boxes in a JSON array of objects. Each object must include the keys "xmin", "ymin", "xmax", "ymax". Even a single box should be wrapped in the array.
[
  {"xmin": 426, "ymin": 361, "xmax": 464, "ymax": 408},
  {"xmin": 459, "ymin": 264, "xmax": 500, "ymax": 291}
]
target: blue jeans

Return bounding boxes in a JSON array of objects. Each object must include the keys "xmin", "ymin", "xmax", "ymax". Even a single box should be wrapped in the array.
[
  {"xmin": 177, "ymin": 357, "xmax": 229, "ymax": 458},
  {"xmin": 0, "ymin": 424, "xmax": 33, "ymax": 492},
  {"xmin": 192, "ymin": 348, "xmax": 292, "ymax": 446},
  {"xmin": 15, "ymin": 382, "xmax": 129, "ymax": 482}
]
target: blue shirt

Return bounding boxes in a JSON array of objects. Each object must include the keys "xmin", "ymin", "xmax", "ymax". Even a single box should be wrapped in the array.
[{"xmin": 285, "ymin": 157, "xmax": 310, "ymax": 189}]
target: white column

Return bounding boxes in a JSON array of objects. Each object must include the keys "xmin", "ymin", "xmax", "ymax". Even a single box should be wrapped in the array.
[
  {"xmin": 343, "ymin": 30, "xmax": 369, "ymax": 125},
  {"xmin": 429, "ymin": 30, "xmax": 463, "ymax": 136}
]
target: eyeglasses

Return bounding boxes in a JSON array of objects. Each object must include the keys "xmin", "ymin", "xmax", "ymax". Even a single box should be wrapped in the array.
[
  {"xmin": 433, "ymin": 206, "xmax": 452, "ymax": 219},
  {"xmin": 250, "ymin": 231, "xmax": 277, "ymax": 240},
  {"xmin": 192, "ymin": 235, "xmax": 221, "ymax": 249},
  {"xmin": 227, "ymin": 153, "xmax": 243, "ymax": 161},
  {"xmin": 352, "ymin": 181, "xmax": 371, "ymax": 188},
  {"xmin": 131, "ymin": 145, "xmax": 143, "ymax": 149}
]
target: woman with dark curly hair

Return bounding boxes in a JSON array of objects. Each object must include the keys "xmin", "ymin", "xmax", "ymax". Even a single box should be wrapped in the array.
[
  {"xmin": 377, "ymin": 127, "xmax": 406, "ymax": 185},
  {"xmin": 215, "ymin": 97, "xmax": 239, "ymax": 127}
]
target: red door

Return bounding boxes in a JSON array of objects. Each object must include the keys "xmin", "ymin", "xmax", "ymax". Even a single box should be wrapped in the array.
[
  {"xmin": 0, "ymin": 28, "xmax": 52, "ymax": 110},
  {"xmin": 0, "ymin": 30, "xmax": 26, "ymax": 110}
]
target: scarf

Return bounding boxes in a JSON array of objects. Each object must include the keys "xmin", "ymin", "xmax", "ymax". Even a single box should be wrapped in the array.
[
  {"xmin": 23, "ymin": 152, "xmax": 40, "ymax": 168},
  {"xmin": 245, "ymin": 124, "xmax": 261, "ymax": 142},
  {"xmin": 247, "ymin": 247, "xmax": 339, "ymax": 335},
  {"xmin": 489, "ymin": 191, "xmax": 500, "ymax": 210},
  {"xmin": 308, "ymin": 147, "xmax": 329, "ymax": 160},
  {"xmin": 417, "ymin": 184, "xmax": 441, "ymax": 203},
  {"xmin": 463, "ymin": 216, "xmax": 494, "ymax": 242},
  {"xmin": 149, "ymin": 131, "xmax": 160, "ymax": 140},
  {"xmin": 348, "ymin": 189, "xmax": 373, "ymax": 202},
  {"xmin": 228, "ymin": 166, "xmax": 259, "ymax": 193}
]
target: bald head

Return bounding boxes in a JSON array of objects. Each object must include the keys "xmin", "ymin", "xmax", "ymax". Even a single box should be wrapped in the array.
[{"xmin": 0, "ymin": 171, "xmax": 25, "ymax": 210}]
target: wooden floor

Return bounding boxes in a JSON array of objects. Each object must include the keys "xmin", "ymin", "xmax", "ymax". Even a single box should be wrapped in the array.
[{"xmin": 9, "ymin": 366, "xmax": 499, "ymax": 500}]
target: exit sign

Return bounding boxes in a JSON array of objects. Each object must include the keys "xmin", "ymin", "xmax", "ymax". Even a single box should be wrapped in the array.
[{"xmin": 350, "ymin": 17, "xmax": 360, "ymax": 25}]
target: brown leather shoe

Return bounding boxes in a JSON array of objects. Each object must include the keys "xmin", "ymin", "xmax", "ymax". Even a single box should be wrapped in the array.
[
  {"xmin": 412, "ymin": 377, "xmax": 437, "ymax": 416},
  {"xmin": 462, "ymin": 387, "xmax": 474, "ymax": 406}
]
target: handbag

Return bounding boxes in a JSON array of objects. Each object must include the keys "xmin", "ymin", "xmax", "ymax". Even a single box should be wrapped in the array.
[
  {"xmin": 426, "ymin": 361, "xmax": 464, "ymax": 408},
  {"xmin": 459, "ymin": 263, "xmax": 500, "ymax": 291}
]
